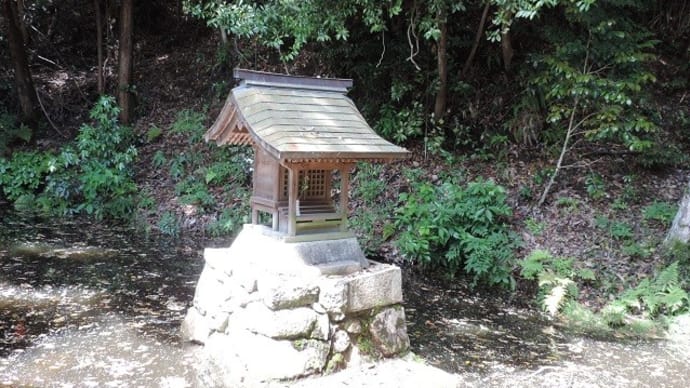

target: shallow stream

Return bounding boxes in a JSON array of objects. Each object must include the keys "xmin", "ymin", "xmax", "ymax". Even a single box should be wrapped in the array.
[{"xmin": 0, "ymin": 213, "xmax": 688, "ymax": 387}]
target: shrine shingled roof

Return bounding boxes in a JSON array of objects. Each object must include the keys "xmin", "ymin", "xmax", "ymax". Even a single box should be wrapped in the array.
[{"xmin": 204, "ymin": 69, "xmax": 409, "ymax": 163}]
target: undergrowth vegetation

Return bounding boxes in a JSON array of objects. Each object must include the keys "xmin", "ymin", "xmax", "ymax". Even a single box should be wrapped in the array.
[
  {"xmin": 149, "ymin": 108, "xmax": 252, "ymax": 237},
  {"xmin": 0, "ymin": 110, "xmax": 31, "ymax": 156},
  {"xmin": 142, "ymin": 109, "xmax": 252, "ymax": 237},
  {"xmin": 0, "ymin": 100, "xmax": 252, "ymax": 237},
  {"xmin": 0, "ymin": 97, "xmax": 138, "ymax": 219},
  {"xmin": 349, "ymin": 163, "xmax": 395, "ymax": 256},
  {"xmin": 520, "ymin": 247, "xmax": 690, "ymax": 336},
  {"xmin": 395, "ymin": 176, "xmax": 521, "ymax": 288}
]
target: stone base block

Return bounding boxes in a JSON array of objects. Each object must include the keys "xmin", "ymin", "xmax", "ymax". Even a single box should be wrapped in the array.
[
  {"xmin": 183, "ymin": 227, "xmax": 410, "ymax": 386},
  {"xmin": 225, "ymin": 224, "xmax": 369, "ymax": 276}
]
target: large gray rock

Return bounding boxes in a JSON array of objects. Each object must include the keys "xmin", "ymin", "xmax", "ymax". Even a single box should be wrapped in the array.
[
  {"xmin": 369, "ymin": 306, "xmax": 410, "ymax": 356},
  {"xmin": 181, "ymin": 307, "xmax": 211, "ymax": 344},
  {"xmin": 184, "ymin": 224, "xmax": 412, "ymax": 385},
  {"xmin": 192, "ymin": 266, "xmax": 233, "ymax": 316},
  {"xmin": 196, "ymin": 333, "xmax": 245, "ymax": 387},
  {"xmin": 198, "ymin": 330, "xmax": 330, "ymax": 386},
  {"xmin": 667, "ymin": 179, "xmax": 690, "ymax": 244},
  {"xmin": 312, "ymin": 312, "xmax": 330, "ymax": 340},
  {"xmin": 347, "ymin": 265, "xmax": 403, "ymax": 313},
  {"xmin": 260, "ymin": 275, "xmax": 319, "ymax": 310},
  {"xmin": 332, "ymin": 329, "xmax": 351, "ymax": 353},
  {"xmin": 342, "ymin": 319, "xmax": 363, "ymax": 334},
  {"xmin": 203, "ymin": 248, "xmax": 234, "ymax": 276},
  {"xmin": 231, "ymin": 262, "xmax": 259, "ymax": 292},
  {"xmin": 317, "ymin": 264, "xmax": 403, "ymax": 314},
  {"xmin": 317, "ymin": 278, "xmax": 348, "ymax": 314},
  {"xmin": 234, "ymin": 302, "xmax": 324, "ymax": 340}
]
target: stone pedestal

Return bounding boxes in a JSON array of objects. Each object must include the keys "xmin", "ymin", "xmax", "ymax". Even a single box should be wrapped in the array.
[{"xmin": 182, "ymin": 225, "xmax": 410, "ymax": 387}]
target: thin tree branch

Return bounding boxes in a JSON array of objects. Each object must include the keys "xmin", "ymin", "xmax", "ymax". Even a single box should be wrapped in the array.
[
  {"xmin": 376, "ymin": 31, "xmax": 386, "ymax": 68},
  {"xmin": 406, "ymin": 2, "xmax": 421, "ymax": 71},
  {"xmin": 462, "ymin": 1, "xmax": 490, "ymax": 77},
  {"xmin": 570, "ymin": 110, "xmax": 600, "ymax": 133},
  {"xmin": 35, "ymin": 90, "xmax": 67, "ymax": 138},
  {"xmin": 538, "ymin": 98, "xmax": 580, "ymax": 207}
]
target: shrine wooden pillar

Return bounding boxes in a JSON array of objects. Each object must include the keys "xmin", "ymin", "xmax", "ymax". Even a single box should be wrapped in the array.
[
  {"xmin": 339, "ymin": 165, "xmax": 352, "ymax": 232},
  {"xmin": 287, "ymin": 166, "xmax": 299, "ymax": 236}
]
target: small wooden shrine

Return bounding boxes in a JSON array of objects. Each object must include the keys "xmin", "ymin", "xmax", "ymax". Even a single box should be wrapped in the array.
[{"xmin": 205, "ymin": 69, "xmax": 409, "ymax": 242}]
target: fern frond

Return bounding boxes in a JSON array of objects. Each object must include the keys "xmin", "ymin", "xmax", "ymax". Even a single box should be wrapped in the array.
[
  {"xmin": 538, "ymin": 271, "xmax": 558, "ymax": 287},
  {"xmin": 542, "ymin": 277, "xmax": 575, "ymax": 316},
  {"xmin": 520, "ymin": 255, "xmax": 546, "ymax": 280},
  {"xmin": 653, "ymin": 261, "xmax": 680, "ymax": 292},
  {"xmin": 526, "ymin": 249, "xmax": 552, "ymax": 262},
  {"xmin": 660, "ymin": 286, "xmax": 688, "ymax": 315},
  {"xmin": 544, "ymin": 284, "xmax": 566, "ymax": 316}
]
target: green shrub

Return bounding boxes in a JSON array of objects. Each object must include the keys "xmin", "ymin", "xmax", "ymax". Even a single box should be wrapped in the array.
[
  {"xmin": 146, "ymin": 125, "xmax": 163, "ymax": 143},
  {"xmin": 585, "ymin": 173, "xmax": 606, "ymax": 200},
  {"xmin": 395, "ymin": 177, "xmax": 520, "ymax": 288},
  {"xmin": 350, "ymin": 163, "xmax": 394, "ymax": 255},
  {"xmin": 0, "ymin": 96, "xmax": 139, "ymax": 220},
  {"xmin": 665, "ymin": 242, "xmax": 690, "ymax": 288},
  {"xmin": 621, "ymin": 242, "xmax": 653, "ymax": 259},
  {"xmin": 352, "ymin": 163, "xmax": 385, "ymax": 204},
  {"xmin": 206, "ymin": 189, "xmax": 251, "ymax": 237},
  {"xmin": 177, "ymin": 179, "xmax": 216, "ymax": 212},
  {"xmin": 636, "ymin": 141, "xmax": 688, "ymax": 169},
  {"xmin": 158, "ymin": 211, "xmax": 180, "ymax": 237},
  {"xmin": 595, "ymin": 215, "xmax": 634, "ymax": 241},
  {"xmin": 642, "ymin": 201, "xmax": 677, "ymax": 226},
  {"xmin": 51, "ymin": 96, "xmax": 138, "ymax": 219},
  {"xmin": 152, "ymin": 150, "xmax": 167, "ymax": 168},
  {"xmin": 0, "ymin": 110, "xmax": 31, "ymax": 155},
  {"xmin": 171, "ymin": 109, "xmax": 207, "ymax": 144},
  {"xmin": 0, "ymin": 151, "xmax": 51, "ymax": 201},
  {"xmin": 525, "ymin": 217, "xmax": 546, "ymax": 236},
  {"xmin": 374, "ymin": 101, "xmax": 424, "ymax": 144},
  {"xmin": 203, "ymin": 148, "xmax": 251, "ymax": 186}
]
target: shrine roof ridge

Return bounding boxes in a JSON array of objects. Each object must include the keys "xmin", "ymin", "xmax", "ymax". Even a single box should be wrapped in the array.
[{"xmin": 234, "ymin": 69, "xmax": 353, "ymax": 93}]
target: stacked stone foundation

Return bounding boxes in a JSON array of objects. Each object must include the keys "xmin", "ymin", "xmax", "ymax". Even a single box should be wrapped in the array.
[{"xmin": 181, "ymin": 225, "xmax": 410, "ymax": 387}]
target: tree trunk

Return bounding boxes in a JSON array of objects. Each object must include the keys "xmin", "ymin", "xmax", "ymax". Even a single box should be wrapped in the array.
[
  {"xmin": 15, "ymin": 0, "xmax": 29, "ymax": 45},
  {"xmin": 666, "ymin": 179, "xmax": 690, "ymax": 245},
  {"xmin": 2, "ymin": 0, "xmax": 38, "ymax": 127},
  {"xmin": 462, "ymin": 1, "xmax": 490, "ymax": 77},
  {"xmin": 117, "ymin": 0, "xmax": 134, "ymax": 124},
  {"xmin": 501, "ymin": 30, "xmax": 514, "ymax": 72},
  {"xmin": 95, "ymin": 0, "xmax": 105, "ymax": 95},
  {"xmin": 433, "ymin": 10, "xmax": 448, "ymax": 120}
]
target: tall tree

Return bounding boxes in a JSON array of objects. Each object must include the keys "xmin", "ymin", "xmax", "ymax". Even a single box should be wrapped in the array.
[
  {"xmin": 15, "ymin": 0, "xmax": 28, "ymax": 44},
  {"xmin": 117, "ymin": 0, "xmax": 134, "ymax": 124},
  {"xmin": 95, "ymin": 0, "xmax": 105, "ymax": 95},
  {"xmin": 433, "ymin": 8, "xmax": 448, "ymax": 120},
  {"xmin": 462, "ymin": 1, "xmax": 491, "ymax": 77},
  {"xmin": 2, "ymin": 0, "xmax": 38, "ymax": 127},
  {"xmin": 411, "ymin": 1, "xmax": 466, "ymax": 121}
]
